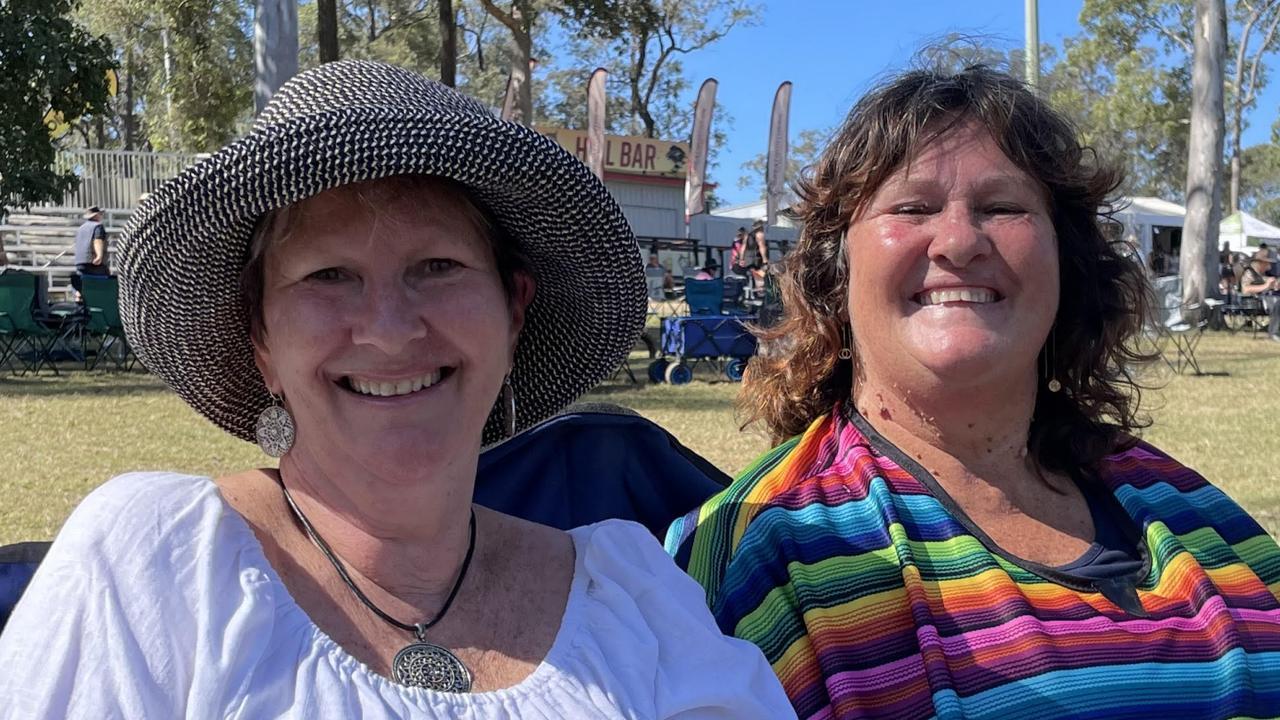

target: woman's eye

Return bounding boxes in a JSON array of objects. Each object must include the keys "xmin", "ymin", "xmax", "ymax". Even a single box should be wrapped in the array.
[
  {"xmin": 424, "ymin": 259, "xmax": 459, "ymax": 273},
  {"xmin": 986, "ymin": 204, "xmax": 1025, "ymax": 215},
  {"xmin": 892, "ymin": 204, "xmax": 932, "ymax": 215},
  {"xmin": 306, "ymin": 267, "xmax": 348, "ymax": 282}
]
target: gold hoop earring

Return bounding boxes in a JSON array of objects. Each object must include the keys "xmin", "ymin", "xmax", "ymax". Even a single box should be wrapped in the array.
[{"xmin": 1044, "ymin": 328, "xmax": 1061, "ymax": 393}]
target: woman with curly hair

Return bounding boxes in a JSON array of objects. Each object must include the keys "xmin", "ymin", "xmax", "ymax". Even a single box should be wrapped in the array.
[{"xmin": 666, "ymin": 65, "xmax": 1280, "ymax": 720}]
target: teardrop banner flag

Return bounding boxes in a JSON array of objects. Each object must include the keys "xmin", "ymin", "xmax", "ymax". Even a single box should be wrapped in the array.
[
  {"xmin": 586, "ymin": 67, "xmax": 608, "ymax": 180},
  {"xmin": 766, "ymin": 81, "xmax": 792, "ymax": 227},
  {"xmin": 684, "ymin": 77, "xmax": 718, "ymax": 221}
]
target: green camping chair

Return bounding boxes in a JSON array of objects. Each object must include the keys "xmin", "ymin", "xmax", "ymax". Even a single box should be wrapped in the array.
[
  {"xmin": 81, "ymin": 275, "xmax": 136, "ymax": 371},
  {"xmin": 0, "ymin": 271, "xmax": 61, "ymax": 376}
]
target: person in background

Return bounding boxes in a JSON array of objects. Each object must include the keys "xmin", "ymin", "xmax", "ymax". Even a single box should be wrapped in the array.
[
  {"xmin": 1240, "ymin": 249, "xmax": 1280, "ymax": 341},
  {"xmin": 729, "ymin": 227, "xmax": 748, "ymax": 275},
  {"xmin": 693, "ymin": 258, "xmax": 720, "ymax": 280},
  {"xmin": 667, "ymin": 64, "xmax": 1280, "ymax": 720},
  {"xmin": 71, "ymin": 206, "xmax": 110, "ymax": 294}
]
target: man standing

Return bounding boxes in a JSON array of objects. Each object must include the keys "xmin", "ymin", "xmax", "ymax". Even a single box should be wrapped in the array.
[{"xmin": 72, "ymin": 206, "xmax": 110, "ymax": 293}]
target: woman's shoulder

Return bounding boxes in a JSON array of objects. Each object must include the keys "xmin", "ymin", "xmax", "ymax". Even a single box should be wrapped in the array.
[
  {"xmin": 563, "ymin": 519, "xmax": 796, "ymax": 718},
  {"xmin": 55, "ymin": 472, "xmax": 223, "ymax": 551}
]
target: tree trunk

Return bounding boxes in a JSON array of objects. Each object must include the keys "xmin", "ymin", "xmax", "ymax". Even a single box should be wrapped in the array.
[
  {"xmin": 509, "ymin": 4, "xmax": 533, "ymax": 124},
  {"xmin": 1181, "ymin": 0, "xmax": 1227, "ymax": 306},
  {"xmin": 439, "ymin": 0, "xmax": 456, "ymax": 86},
  {"xmin": 123, "ymin": 43, "xmax": 135, "ymax": 151},
  {"xmin": 318, "ymin": 0, "xmax": 339, "ymax": 63},
  {"xmin": 254, "ymin": 0, "xmax": 300, "ymax": 114}
]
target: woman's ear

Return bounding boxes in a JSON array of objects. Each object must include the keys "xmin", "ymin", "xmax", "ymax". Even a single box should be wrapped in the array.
[
  {"xmin": 507, "ymin": 271, "xmax": 537, "ymax": 360},
  {"xmin": 251, "ymin": 328, "xmax": 282, "ymax": 396}
]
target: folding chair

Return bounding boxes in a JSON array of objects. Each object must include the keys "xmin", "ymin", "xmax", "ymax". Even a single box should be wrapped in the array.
[
  {"xmin": 1149, "ymin": 275, "xmax": 1209, "ymax": 376},
  {"xmin": 722, "ymin": 276, "xmax": 747, "ymax": 311},
  {"xmin": 683, "ymin": 278, "xmax": 724, "ymax": 315},
  {"xmin": 81, "ymin": 275, "xmax": 136, "ymax": 371},
  {"xmin": 0, "ymin": 270, "xmax": 61, "ymax": 375}
]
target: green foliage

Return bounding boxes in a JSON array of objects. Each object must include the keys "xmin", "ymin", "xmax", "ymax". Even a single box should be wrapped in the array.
[
  {"xmin": 0, "ymin": 0, "xmax": 115, "ymax": 214},
  {"xmin": 737, "ymin": 126, "xmax": 828, "ymax": 200},
  {"xmin": 73, "ymin": 0, "xmax": 253, "ymax": 153},
  {"xmin": 1240, "ymin": 142, "xmax": 1280, "ymax": 225}
]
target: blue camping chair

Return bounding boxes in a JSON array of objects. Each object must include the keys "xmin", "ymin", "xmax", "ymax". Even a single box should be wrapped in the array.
[
  {"xmin": 683, "ymin": 278, "xmax": 724, "ymax": 315},
  {"xmin": 0, "ymin": 403, "xmax": 729, "ymax": 633}
]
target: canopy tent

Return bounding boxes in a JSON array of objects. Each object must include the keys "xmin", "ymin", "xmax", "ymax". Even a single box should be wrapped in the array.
[
  {"xmin": 1108, "ymin": 197, "xmax": 1186, "ymax": 275},
  {"xmin": 1220, "ymin": 211, "xmax": 1280, "ymax": 252}
]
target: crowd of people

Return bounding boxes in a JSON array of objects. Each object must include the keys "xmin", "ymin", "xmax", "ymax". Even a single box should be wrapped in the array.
[{"xmin": 2, "ymin": 60, "xmax": 1279, "ymax": 720}]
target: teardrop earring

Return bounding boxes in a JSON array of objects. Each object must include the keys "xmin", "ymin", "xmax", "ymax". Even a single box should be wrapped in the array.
[
  {"xmin": 1044, "ymin": 328, "xmax": 1062, "ymax": 393},
  {"xmin": 838, "ymin": 324, "xmax": 853, "ymax": 361},
  {"xmin": 255, "ymin": 393, "xmax": 296, "ymax": 457}
]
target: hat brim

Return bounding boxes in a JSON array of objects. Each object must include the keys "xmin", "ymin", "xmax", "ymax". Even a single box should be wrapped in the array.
[{"xmin": 118, "ymin": 106, "xmax": 646, "ymax": 446}]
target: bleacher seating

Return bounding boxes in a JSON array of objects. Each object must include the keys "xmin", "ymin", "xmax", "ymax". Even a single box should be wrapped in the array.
[{"xmin": 0, "ymin": 209, "xmax": 129, "ymax": 301}]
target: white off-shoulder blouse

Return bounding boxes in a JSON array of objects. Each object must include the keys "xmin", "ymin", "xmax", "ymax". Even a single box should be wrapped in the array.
[{"xmin": 0, "ymin": 472, "xmax": 794, "ymax": 719}]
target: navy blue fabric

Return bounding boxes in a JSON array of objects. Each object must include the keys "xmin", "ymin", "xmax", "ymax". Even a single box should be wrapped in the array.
[
  {"xmin": 0, "ymin": 542, "xmax": 51, "ymax": 633},
  {"xmin": 475, "ymin": 410, "xmax": 730, "ymax": 538},
  {"xmin": 1055, "ymin": 478, "xmax": 1145, "ymax": 581},
  {"xmin": 660, "ymin": 316, "xmax": 757, "ymax": 358}
]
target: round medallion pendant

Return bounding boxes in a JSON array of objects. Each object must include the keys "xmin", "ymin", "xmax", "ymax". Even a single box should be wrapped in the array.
[
  {"xmin": 392, "ymin": 642, "xmax": 472, "ymax": 693},
  {"xmin": 254, "ymin": 405, "xmax": 295, "ymax": 458}
]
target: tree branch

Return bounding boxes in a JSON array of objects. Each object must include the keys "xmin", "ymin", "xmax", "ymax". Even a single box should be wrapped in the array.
[
  {"xmin": 1243, "ymin": 3, "xmax": 1280, "ymax": 106},
  {"xmin": 478, "ymin": 0, "xmax": 521, "ymax": 38}
]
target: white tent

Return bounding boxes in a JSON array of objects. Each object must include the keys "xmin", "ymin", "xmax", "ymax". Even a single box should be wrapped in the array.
[
  {"xmin": 1220, "ymin": 211, "xmax": 1280, "ymax": 253},
  {"xmin": 1108, "ymin": 197, "xmax": 1186, "ymax": 270}
]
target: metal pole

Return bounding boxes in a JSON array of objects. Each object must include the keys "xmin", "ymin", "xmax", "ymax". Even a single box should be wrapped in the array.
[{"xmin": 1025, "ymin": 0, "xmax": 1040, "ymax": 89}]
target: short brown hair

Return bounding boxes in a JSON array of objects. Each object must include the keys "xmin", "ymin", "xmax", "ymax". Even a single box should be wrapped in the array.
[
  {"xmin": 742, "ymin": 65, "xmax": 1155, "ymax": 476},
  {"xmin": 240, "ymin": 175, "xmax": 530, "ymax": 341}
]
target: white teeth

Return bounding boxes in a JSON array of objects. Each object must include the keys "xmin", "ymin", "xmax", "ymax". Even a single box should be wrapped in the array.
[
  {"xmin": 346, "ymin": 371, "xmax": 442, "ymax": 397},
  {"xmin": 920, "ymin": 287, "xmax": 997, "ymax": 306}
]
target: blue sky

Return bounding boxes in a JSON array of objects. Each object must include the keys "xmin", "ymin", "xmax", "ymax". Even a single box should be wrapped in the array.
[{"xmin": 681, "ymin": 0, "xmax": 1280, "ymax": 207}]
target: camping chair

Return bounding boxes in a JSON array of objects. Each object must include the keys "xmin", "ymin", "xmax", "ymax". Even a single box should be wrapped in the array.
[
  {"xmin": 1, "ymin": 403, "xmax": 731, "ymax": 633},
  {"xmin": 683, "ymin": 278, "xmax": 724, "ymax": 315},
  {"xmin": 721, "ymin": 276, "xmax": 748, "ymax": 311},
  {"xmin": 80, "ymin": 275, "xmax": 136, "ymax": 371},
  {"xmin": 1148, "ymin": 275, "xmax": 1209, "ymax": 375},
  {"xmin": 0, "ymin": 270, "xmax": 62, "ymax": 375}
]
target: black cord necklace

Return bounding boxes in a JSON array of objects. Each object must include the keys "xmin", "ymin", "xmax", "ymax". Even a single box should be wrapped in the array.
[{"xmin": 279, "ymin": 482, "xmax": 476, "ymax": 693}]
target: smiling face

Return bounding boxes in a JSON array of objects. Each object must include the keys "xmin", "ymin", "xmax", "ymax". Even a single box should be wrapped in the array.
[
  {"xmin": 252, "ymin": 178, "xmax": 533, "ymax": 480},
  {"xmin": 845, "ymin": 120, "xmax": 1059, "ymax": 396}
]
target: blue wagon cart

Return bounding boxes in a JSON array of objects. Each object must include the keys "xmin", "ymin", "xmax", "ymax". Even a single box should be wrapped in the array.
[{"xmin": 649, "ymin": 313, "xmax": 757, "ymax": 384}]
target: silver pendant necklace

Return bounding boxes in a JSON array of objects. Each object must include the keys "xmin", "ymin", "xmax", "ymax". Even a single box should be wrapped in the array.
[{"xmin": 279, "ymin": 481, "xmax": 475, "ymax": 693}]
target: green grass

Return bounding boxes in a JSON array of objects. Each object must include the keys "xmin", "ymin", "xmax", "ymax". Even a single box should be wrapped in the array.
[{"xmin": 2, "ymin": 331, "xmax": 1278, "ymax": 545}]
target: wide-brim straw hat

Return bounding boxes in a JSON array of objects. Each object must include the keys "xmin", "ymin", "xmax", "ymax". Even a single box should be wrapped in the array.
[
  {"xmin": 118, "ymin": 60, "xmax": 646, "ymax": 446},
  {"xmin": 1252, "ymin": 249, "xmax": 1276, "ymax": 265}
]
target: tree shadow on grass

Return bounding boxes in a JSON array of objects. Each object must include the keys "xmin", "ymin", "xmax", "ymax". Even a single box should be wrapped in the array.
[{"xmin": 0, "ymin": 371, "xmax": 172, "ymax": 399}]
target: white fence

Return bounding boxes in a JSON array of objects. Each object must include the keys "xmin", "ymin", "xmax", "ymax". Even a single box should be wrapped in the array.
[{"xmin": 35, "ymin": 149, "xmax": 207, "ymax": 210}]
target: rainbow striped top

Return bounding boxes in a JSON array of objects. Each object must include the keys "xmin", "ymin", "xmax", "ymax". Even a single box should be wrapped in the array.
[{"xmin": 665, "ymin": 405, "xmax": 1280, "ymax": 720}]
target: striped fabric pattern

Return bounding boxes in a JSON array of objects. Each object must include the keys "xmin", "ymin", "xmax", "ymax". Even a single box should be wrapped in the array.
[{"xmin": 665, "ymin": 406, "xmax": 1280, "ymax": 720}]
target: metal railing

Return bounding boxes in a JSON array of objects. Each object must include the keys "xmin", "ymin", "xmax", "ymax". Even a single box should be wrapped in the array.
[{"xmin": 33, "ymin": 149, "xmax": 208, "ymax": 210}]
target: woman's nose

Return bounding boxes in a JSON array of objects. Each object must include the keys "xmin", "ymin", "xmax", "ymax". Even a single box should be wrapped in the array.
[
  {"xmin": 928, "ymin": 205, "xmax": 992, "ymax": 268},
  {"xmin": 349, "ymin": 281, "xmax": 429, "ymax": 355}
]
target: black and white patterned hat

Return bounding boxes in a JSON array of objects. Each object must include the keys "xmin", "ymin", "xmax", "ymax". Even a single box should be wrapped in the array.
[{"xmin": 117, "ymin": 60, "xmax": 646, "ymax": 446}]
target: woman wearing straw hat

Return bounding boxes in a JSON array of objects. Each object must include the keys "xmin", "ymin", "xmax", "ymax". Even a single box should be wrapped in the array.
[{"xmin": 0, "ymin": 61, "xmax": 792, "ymax": 718}]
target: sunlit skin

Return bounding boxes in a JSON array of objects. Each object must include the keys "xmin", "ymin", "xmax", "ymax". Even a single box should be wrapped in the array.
[
  {"xmin": 222, "ymin": 181, "xmax": 579, "ymax": 691},
  {"xmin": 847, "ymin": 120, "xmax": 1094, "ymax": 566},
  {"xmin": 253, "ymin": 181, "xmax": 534, "ymax": 555}
]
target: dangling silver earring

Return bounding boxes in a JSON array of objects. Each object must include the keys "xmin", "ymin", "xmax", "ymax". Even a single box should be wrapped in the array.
[
  {"xmin": 501, "ymin": 374, "xmax": 517, "ymax": 437},
  {"xmin": 255, "ymin": 393, "xmax": 295, "ymax": 457},
  {"xmin": 1044, "ymin": 328, "xmax": 1062, "ymax": 393},
  {"xmin": 838, "ymin": 324, "xmax": 853, "ymax": 361}
]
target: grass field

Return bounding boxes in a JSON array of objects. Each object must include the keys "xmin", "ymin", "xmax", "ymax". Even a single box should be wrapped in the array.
[{"xmin": 2, "ymin": 331, "xmax": 1278, "ymax": 545}]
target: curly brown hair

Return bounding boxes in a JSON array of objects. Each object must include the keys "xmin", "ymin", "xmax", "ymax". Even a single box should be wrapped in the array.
[{"xmin": 742, "ymin": 65, "xmax": 1156, "ymax": 476}]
